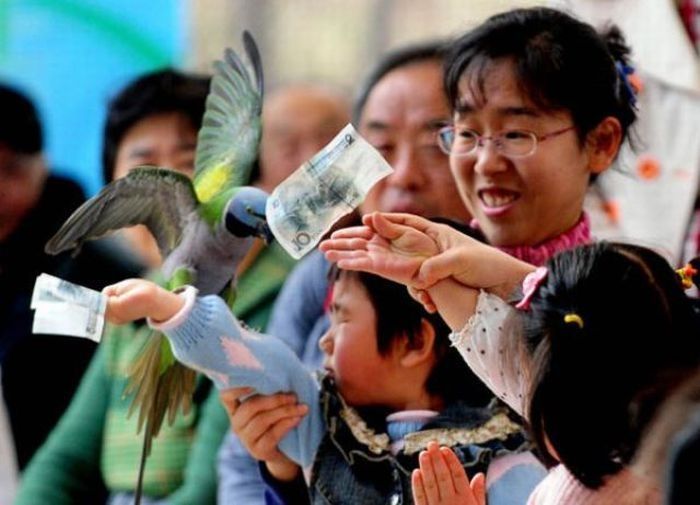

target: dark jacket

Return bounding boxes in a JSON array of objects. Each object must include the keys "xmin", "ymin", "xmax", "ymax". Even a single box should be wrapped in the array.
[
  {"xmin": 0, "ymin": 174, "xmax": 144, "ymax": 469},
  {"xmin": 265, "ymin": 375, "xmax": 536, "ymax": 505}
]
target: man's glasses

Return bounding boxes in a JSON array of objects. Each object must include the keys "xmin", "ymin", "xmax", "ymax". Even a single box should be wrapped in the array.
[{"xmin": 437, "ymin": 125, "xmax": 576, "ymax": 158}]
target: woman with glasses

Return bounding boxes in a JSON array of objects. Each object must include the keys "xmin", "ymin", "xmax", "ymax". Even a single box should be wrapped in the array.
[{"xmin": 435, "ymin": 6, "xmax": 636, "ymax": 257}]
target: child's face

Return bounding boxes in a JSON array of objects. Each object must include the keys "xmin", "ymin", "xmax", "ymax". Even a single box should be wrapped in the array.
[
  {"xmin": 450, "ymin": 59, "xmax": 600, "ymax": 247},
  {"xmin": 319, "ymin": 275, "xmax": 403, "ymax": 407}
]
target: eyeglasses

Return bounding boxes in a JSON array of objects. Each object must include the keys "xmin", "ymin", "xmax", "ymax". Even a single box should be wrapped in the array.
[{"xmin": 437, "ymin": 125, "xmax": 576, "ymax": 158}]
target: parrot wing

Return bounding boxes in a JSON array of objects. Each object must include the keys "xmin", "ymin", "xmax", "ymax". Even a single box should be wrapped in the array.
[
  {"xmin": 193, "ymin": 30, "xmax": 263, "ymax": 203},
  {"xmin": 45, "ymin": 167, "xmax": 198, "ymax": 258}
]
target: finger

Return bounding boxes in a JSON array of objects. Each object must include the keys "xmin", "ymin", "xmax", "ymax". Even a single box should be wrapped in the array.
[
  {"xmin": 219, "ymin": 387, "xmax": 254, "ymax": 413},
  {"xmin": 251, "ymin": 414, "xmax": 304, "ymax": 460},
  {"xmin": 320, "ymin": 237, "xmax": 369, "ymax": 253},
  {"xmin": 412, "ymin": 469, "xmax": 429, "ymax": 505},
  {"xmin": 440, "ymin": 446, "xmax": 470, "ymax": 498},
  {"xmin": 102, "ymin": 278, "xmax": 142, "ymax": 296},
  {"xmin": 419, "ymin": 248, "xmax": 472, "ymax": 287},
  {"xmin": 327, "ymin": 225, "xmax": 374, "ymax": 240},
  {"xmin": 469, "ymin": 472, "xmax": 487, "ymax": 505},
  {"xmin": 372, "ymin": 212, "xmax": 434, "ymax": 233},
  {"xmin": 429, "ymin": 444, "xmax": 456, "ymax": 500},
  {"xmin": 231, "ymin": 393, "xmax": 298, "ymax": 430},
  {"xmin": 367, "ymin": 212, "xmax": 412, "ymax": 241},
  {"xmin": 237, "ymin": 403, "xmax": 308, "ymax": 453},
  {"xmin": 408, "ymin": 287, "xmax": 437, "ymax": 313},
  {"xmin": 419, "ymin": 449, "xmax": 441, "ymax": 504}
]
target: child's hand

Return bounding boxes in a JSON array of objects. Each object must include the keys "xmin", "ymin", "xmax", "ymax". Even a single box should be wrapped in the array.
[
  {"xmin": 103, "ymin": 279, "xmax": 184, "ymax": 324},
  {"xmin": 320, "ymin": 212, "xmax": 441, "ymax": 287},
  {"xmin": 412, "ymin": 442, "xmax": 486, "ymax": 505},
  {"xmin": 220, "ymin": 387, "xmax": 307, "ymax": 481}
]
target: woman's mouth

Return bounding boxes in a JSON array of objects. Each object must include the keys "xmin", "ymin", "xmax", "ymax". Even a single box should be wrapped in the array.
[{"xmin": 478, "ymin": 188, "xmax": 519, "ymax": 217}]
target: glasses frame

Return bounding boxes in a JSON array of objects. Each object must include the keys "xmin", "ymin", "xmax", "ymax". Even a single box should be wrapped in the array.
[{"xmin": 437, "ymin": 125, "xmax": 576, "ymax": 158}]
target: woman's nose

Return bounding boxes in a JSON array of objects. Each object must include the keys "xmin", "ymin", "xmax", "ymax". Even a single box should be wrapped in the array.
[{"xmin": 472, "ymin": 141, "xmax": 509, "ymax": 176}]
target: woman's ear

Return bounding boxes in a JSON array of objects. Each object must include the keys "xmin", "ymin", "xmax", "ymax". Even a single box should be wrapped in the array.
[
  {"xmin": 399, "ymin": 319, "xmax": 436, "ymax": 368},
  {"xmin": 585, "ymin": 116, "xmax": 623, "ymax": 175}
]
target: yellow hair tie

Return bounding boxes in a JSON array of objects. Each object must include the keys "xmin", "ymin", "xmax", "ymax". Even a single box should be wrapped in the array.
[
  {"xmin": 564, "ymin": 313, "xmax": 584, "ymax": 329},
  {"xmin": 676, "ymin": 264, "xmax": 698, "ymax": 290}
]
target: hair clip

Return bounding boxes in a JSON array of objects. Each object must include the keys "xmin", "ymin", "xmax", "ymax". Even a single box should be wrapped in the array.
[
  {"xmin": 564, "ymin": 313, "xmax": 584, "ymax": 329},
  {"xmin": 676, "ymin": 264, "xmax": 698, "ymax": 290},
  {"xmin": 515, "ymin": 267, "xmax": 548, "ymax": 311},
  {"xmin": 615, "ymin": 61, "xmax": 638, "ymax": 106}
]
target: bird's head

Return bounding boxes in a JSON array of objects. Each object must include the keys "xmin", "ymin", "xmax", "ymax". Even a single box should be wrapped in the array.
[{"xmin": 224, "ymin": 186, "xmax": 273, "ymax": 243}]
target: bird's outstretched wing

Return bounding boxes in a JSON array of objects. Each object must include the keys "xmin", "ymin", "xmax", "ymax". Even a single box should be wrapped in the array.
[
  {"xmin": 193, "ymin": 30, "xmax": 263, "ymax": 203},
  {"xmin": 45, "ymin": 168, "xmax": 198, "ymax": 257}
]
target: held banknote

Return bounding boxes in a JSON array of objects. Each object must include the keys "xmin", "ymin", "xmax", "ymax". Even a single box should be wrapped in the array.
[
  {"xmin": 31, "ymin": 273, "xmax": 107, "ymax": 342},
  {"xmin": 266, "ymin": 123, "xmax": 393, "ymax": 259}
]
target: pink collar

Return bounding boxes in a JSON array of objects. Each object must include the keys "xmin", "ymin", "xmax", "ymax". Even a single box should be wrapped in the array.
[{"xmin": 489, "ymin": 213, "xmax": 591, "ymax": 266}]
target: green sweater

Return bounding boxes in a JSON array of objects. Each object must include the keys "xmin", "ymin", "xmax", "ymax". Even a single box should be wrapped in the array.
[{"xmin": 15, "ymin": 242, "xmax": 295, "ymax": 504}]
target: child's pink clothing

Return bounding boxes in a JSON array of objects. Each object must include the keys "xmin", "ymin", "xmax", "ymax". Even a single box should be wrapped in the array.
[{"xmin": 527, "ymin": 464, "xmax": 660, "ymax": 505}]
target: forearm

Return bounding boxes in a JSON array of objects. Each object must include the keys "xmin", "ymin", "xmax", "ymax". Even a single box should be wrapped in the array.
[
  {"xmin": 155, "ymin": 291, "xmax": 325, "ymax": 466},
  {"xmin": 426, "ymin": 278, "xmax": 479, "ymax": 331}
]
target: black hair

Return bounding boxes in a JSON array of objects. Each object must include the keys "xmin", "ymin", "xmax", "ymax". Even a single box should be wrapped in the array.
[
  {"xmin": 0, "ymin": 83, "xmax": 42, "ymax": 155},
  {"xmin": 522, "ymin": 242, "xmax": 700, "ymax": 488},
  {"xmin": 328, "ymin": 265, "xmax": 492, "ymax": 407},
  {"xmin": 444, "ymin": 7, "xmax": 637, "ymax": 149},
  {"xmin": 352, "ymin": 40, "xmax": 448, "ymax": 124},
  {"xmin": 101, "ymin": 69, "xmax": 210, "ymax": 184}
]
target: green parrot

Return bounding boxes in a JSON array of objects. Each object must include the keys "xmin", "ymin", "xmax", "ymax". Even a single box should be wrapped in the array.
[{"xmin": 45, "ymin": 31, "xmax": 270, "ymax": 499}]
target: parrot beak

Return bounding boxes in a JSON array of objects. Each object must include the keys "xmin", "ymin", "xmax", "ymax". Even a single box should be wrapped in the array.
[{"xmin": 225, "ymin": 186, "xmax": 274, "ymax": 244}]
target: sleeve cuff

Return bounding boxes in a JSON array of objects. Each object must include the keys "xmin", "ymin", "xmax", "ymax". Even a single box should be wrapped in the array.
[{"xmin": 148, "ymin": 285, "xmax": 199, "ymax": 331}]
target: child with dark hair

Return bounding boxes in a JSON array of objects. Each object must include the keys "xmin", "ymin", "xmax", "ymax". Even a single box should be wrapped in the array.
[
  {"xmin": 322, "ymin": 211, "xmax": 700, "ymax": 503},
  {"xmin": 97, "ymin": 264, "xmax": 546, "ymax": 504}
]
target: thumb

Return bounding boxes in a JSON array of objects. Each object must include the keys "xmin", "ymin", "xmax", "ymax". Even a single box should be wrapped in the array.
[
  {"xmin": 418, "ymin": 248, "xmax": 469, "ymax": 287},
  {"xmin": 369, "ymin": 212, "xmax": 405, "ymax": 241}
]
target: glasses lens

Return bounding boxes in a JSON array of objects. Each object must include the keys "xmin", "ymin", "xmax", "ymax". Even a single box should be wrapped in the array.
[
  {"xmin": 449, "ymin": 128, "xmax": 479, "ymax": 156},
  {"xmin": 500, "ymin": 130, "xmax": 536, "ymax": 157},
  {"xmin": 437, "ymin": 128, "xmax": 455, "ymax": 155}
]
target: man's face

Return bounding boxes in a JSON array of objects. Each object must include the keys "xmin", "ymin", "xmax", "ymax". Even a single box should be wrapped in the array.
[
  {"xmin": 358, "ymin": 60, "xmax": 470, "ymax": 222},
  {"xmin": 258, "ymin": 86, "xmax": 349, "ymax": 193},
  {"xmin": 0, "ymin": 146, "xmax": 46, "ymax": 241}
]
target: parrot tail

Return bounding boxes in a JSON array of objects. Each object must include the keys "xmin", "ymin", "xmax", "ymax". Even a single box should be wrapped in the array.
[{"xmin": 124, "ymin": 331, "xmax": 198, "ymax": 504}]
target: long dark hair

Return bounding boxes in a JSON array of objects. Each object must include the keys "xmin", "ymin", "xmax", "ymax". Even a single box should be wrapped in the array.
[{"xmin": 523, "ymin": 242, "xmax": 700, "ymax": 488}]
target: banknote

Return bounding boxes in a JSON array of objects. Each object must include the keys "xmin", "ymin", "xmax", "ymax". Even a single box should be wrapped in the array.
[
  {"xmin": 31, "ymin": 273, "xmax": 106, "ymax": 314},
  {"xmin": 31, "ymin": 274, "xmax": 107, "ymax": 342},
  {"xmin": 266, "ymin": 123, "xmax": 393, "ymax": 259}
]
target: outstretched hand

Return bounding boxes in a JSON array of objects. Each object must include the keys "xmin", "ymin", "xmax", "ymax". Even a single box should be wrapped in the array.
[
  {"xmin": 320, "ymin": 212, "xmax": 440, "ymax": 288},
  {"xmin": 103, "ymin": 278, "xmax": 184, "ymax": 324},
  {"xmin": 412, "ymin": 442, "xmax": 486, "ymax": 505}
]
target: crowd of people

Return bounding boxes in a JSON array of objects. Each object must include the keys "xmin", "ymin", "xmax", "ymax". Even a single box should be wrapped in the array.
[{"xmin": 3, "ymin": 5, "xmax": 700, "ymax": 505}]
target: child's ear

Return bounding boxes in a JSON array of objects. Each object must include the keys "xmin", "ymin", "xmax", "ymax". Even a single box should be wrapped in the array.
[
  {"xmin": 399, "ymin": 319, "xmax": 436, "ymax": 368},
  {"xmin": 585, "ymin": 116, "xmax": 623, "ymax": 175}
]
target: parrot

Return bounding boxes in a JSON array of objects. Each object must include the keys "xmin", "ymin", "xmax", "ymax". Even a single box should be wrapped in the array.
[{"xmin": 44, "ymin": 31, "xmax": 270, "ymax": 501}]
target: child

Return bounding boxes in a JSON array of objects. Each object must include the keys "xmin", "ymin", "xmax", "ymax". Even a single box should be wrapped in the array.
[
  {"xmin": 101, "ymin": 266, "xmax": 546, "ymax": 504},
  {"xmin": 321, "ymin": 214, "xmax": 700, "ymax": 504}
]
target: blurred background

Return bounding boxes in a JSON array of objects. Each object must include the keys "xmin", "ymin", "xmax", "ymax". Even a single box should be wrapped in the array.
[{"xmin": 1, "ymin": 0, "xmax": 697, "ymax": 196}]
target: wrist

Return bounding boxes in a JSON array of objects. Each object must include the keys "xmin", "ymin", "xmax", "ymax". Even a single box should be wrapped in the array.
[{"xmin": 148, "ymin": 285, "xmax": 198, "ymax": 330}]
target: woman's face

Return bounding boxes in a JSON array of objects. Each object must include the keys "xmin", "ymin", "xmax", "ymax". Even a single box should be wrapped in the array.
[
  {"xmin": 449, "ymin": 59, "xmax": 604, "ymax": 247},
  {"xmin": 113, "ymin": 112, "xmax": 197, "ymax": 266}
]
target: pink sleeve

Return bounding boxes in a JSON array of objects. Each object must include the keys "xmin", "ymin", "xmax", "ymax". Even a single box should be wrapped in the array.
[{"xmin": 448, "ymin": 290, "xmax": 530, "ymax": 417}]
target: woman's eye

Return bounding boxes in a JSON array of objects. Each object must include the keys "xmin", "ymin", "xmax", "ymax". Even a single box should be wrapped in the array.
[{"xmin": 503, "ymin": 130, "xmax": 530, "ymax": 140}]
